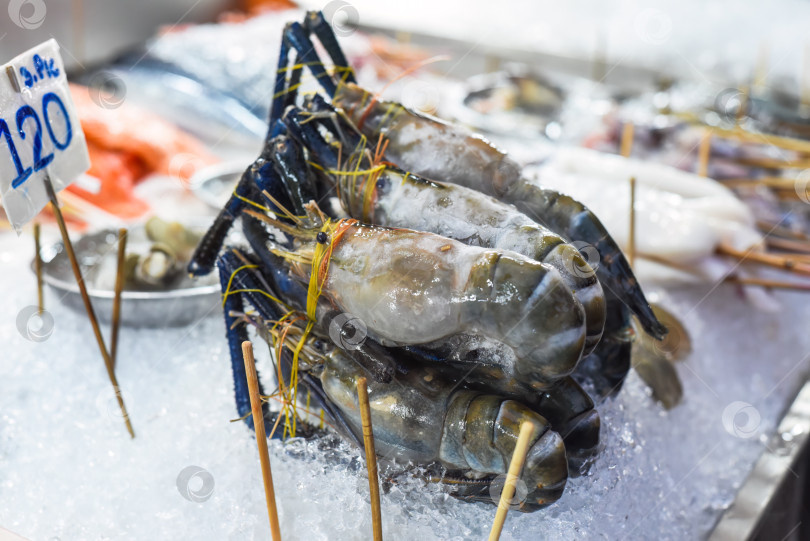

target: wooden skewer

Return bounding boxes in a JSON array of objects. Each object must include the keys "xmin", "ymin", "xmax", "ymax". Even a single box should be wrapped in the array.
[
  {"xmin": 725, "ymin": 276, "xmax": 810, "ymax": 291},
  {"xmin": 357, "ymin": 377, "xmax": 383, "ymax": 541},
  {"xmin": 775, "ymin": 190, "xmax": 807, "ymax": 202},
  {"xmin": 621, "ymin": 122, "xmax": 636, "ymax": 270},
  {"xmin": 721, "ymin": 176, "xmax": 798, "ymax": 189},
  {"xmin": 489, "ymin": 422, "xmax": 534, "ymax": 541},
  {"xmin": 766, "ymin": 236, "xmax": 810, "ymax": 255},
  {"xmin": 636, "ymin": 252, "xmax": 704, "ymax": 276},
  {"xmin": 711, "ymin": 126, "xmax": 810, "ymax": 155},
  {"xmin": 640, "ymin": 251, "xmax": 810, "ymax": 291},
  {"xmin": 774, "ymin": 255, "xmax": 810, "ymax": 265},
  {"xmin": 697, "ymin": 131, "xmax": 712, "ymax": 177},
  {"xmin": 110, "ymin": 228, "xmax": 127, "ymax": 369},
  {"xmin": 731, "ymin": 156, "xmax": 810, "ymax": 170},
  {"xmin": 44, "ymin": 175, "xmax": 134, "ymax": 438},
  {"xmin": 717, "ymin": 243, "xmax": 810, "ymax": 276},
  {"xmin": 621, "ymin": 120, "xmax": 637, "ymax": 269},
  {"xmin": 620, "ymin": 123, "xmax": 634, "ymax": 158},
  {"xmin": 628, "ymin": 177, "xmax": 637, "ymax": 268},
  {"xmin": 756, "ymin": 221, "xmax": 810, "ymax": 241},
  {"xmin": 783, "ymin": 254, "xmax": 810, "ymax": 263},
  {"xmin": 33, "ymin": 222, "xmax": 43, "ymax": 313},
  {"xmin": 241, "ymin": 341, "xmax": 282, "ymax": 541}
]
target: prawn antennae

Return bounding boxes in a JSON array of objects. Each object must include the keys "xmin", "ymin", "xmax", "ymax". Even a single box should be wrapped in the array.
[
  {"xmin": 261, "ymin": 190, "xmax": 304, "ymax": 226},
  {"xmin": 356, "ymin": 55, "xmax": 450, "ymax": 130}
]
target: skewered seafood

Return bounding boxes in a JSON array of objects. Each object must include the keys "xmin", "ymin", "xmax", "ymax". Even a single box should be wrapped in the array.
[
  {"xmin": 280, "ymin": 98, "xmax": 605, "ymax": 355},
  {"xmin": 524, "ymin": 146, "xmax": 764, "ymax": 283},
  {"xmin": 188, "ymin": 10, "xmax": 668, "ymax": 511},
  {"xmin": 251, "ymin": 11, "xmax": 666, "ymax": 401},
  {"xmin": 215, "ymin": 233, "xmax": 591, "ymax": 510},
  {"xmin": 192, "ymin": 125, "xmax": 601, "ymax": 511}
]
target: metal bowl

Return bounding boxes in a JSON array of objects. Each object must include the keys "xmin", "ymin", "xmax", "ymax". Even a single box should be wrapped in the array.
[
  {"xmin": 190, "ymin": 161, "xmax": 245, "ymax": 210},
  {"xmin": 444, "ymin": 67, "xmax": 565, "ymax": 138},
  {"xmin": 37, "ymin": 225, "xmax": 220, "ymax": 328}
]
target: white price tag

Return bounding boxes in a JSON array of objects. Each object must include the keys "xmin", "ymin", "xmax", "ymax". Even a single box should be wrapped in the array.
[{"xmin": 0, "ymin": 39, "xmax": 90, "ymax": 232}]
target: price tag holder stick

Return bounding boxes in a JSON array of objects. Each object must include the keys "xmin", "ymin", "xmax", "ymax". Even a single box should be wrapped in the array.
[
  {"xmin": 2, "ymin": 40, "xmax": 133, "ymax": 436},
  {"xmin": 33, "ymin": 221, "xmax": 43, "ymax": 313},
  {"xmin": 44, "ymin": 173, "xmax": 135, "ymax": 438},
  {"xmin": 110, "ymin": 228, "xmax": 127, "ymax": 368}
]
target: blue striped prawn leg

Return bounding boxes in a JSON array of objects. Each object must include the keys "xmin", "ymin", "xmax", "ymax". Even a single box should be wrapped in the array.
[
  {"xmin": 189, "ymin": 153, "xmax": 298, "ymax": 277},
  {"xmin": 217, "ymin": 243, "xmax": 391, "ymax": 438},
  {"xmin": 217, "ymin": 249, "xmax": 281, "ymax": 431},
  {"xmin": 190, "ymin": 169, "xmax": 261, "ymax": 277},
  {"xmin": 267, "ymin": 13, "xmax": 356, "ymax": 130}
]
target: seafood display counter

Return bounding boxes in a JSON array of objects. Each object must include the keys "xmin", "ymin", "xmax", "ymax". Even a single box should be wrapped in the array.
[
  {"xmin": 2, "ymin": 232, "xmax": 809, "ymax": 540},
  {"xmin": 2, "ymin": 4, "xmax": 810, "ymax": 541}
]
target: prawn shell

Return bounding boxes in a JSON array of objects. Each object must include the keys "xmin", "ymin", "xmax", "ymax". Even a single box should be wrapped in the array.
[
  {"xmin": 335, "ymin": 166, "xmax": 605, "ymax": 355},
  {"xmin": 335, "ymin": 82, "xmax": 520, "ymax": 197},
  {"xmin": 321, "ymin": 224, "xmax": 586, "ymax": 385}
]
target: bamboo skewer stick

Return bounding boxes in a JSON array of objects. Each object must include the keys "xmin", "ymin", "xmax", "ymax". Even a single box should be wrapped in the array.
[
  {"xmin": 110, "ymin": 228, "xmax": 127, "ymax": 369},
  {"xmin": 725, "ymin": 276, "xmax": 810, "ymax": 291},
  {"xmin": 731, "ymin": 156, "xmax": 810, "ymax": 170},
  {"xmin": 621, "ymin": 121, "xmax": 637, "ymax": 268},
  {"xmin": 717, "ymin": 243, "xmax": 810, "ymax": 276},
  {"xmin": 636, "ymin": 252, "xmax": 705, "ymax": 276},
  {"xmin": 33, "ymin": 222, "xmax": 43, "ymax": 313},
  {"xmin": 639, "ymin": 251, "xmax": 810, "ymax": 291},
  {"xmin": 620, "ymin": 123, "xmax": 634, "ymax": 158},
  {"xmin": 781, "ymin": 250, "xmax": 810, "ymax": 262},
  {"xmin": 241, "ymin": 341, "xmax": 282, "ymax": 541},
  {"xmin": 44, "ymin": 175, "xmax": 134, "ymax": 438},
  {"xmin": 783, "ymin": 254, "xmax": 810, "ymax": 263},
  {"xmin": 698, "ymin": 131, "xmax": 712, "ymax": 177},
  {"xmin": 636, "ymin": 249, "xmax": 810, "ymax": 292},
  {"xmin": 756, "ymin": 221, "xmax": 810, "ymax": 241},
  {"xmin": 356, "ymin": 377, "xmax": 383, "ymax": 541},
  {"xmin": 766, "ymin": 236, "xmax": 810, "ymax": 254},
  {"xmin": 628, "ymin": 177, "xmax": 637, "ymax": 268},
  {"xmin": 767, "ymin": 252, "xmax": 810, "ymax": 263},
  {"xmin": 710, "ymin": 126, "xmax": 810, "ymax": 155},
  {"xmin": 721, "ymin": 176, "xmax": 799, "ymax": 189},
  {"xmin": 489, "ymin": 422, "xmax": 534, "ymax": 541},
  {"xmin": 628, "ymin": 242, "xmax": 810, "ymax": 292},
  {"xmin": 774, "ymin": 191, "xmax": 805, "ymax": 202}
]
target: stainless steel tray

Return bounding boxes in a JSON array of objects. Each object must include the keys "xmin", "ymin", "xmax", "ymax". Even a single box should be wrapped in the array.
[
  {"xmin": 37, "ymin": 226, "xmax": 220, "ymax": 328},
  {"xmin": 710, "ymin": 382, "xmax": 810, "ymax": 540}
]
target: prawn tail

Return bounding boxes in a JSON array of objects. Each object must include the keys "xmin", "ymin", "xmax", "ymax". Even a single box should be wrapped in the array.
[{"xmin": 508, "ymin": 183, "xmax": 667, "ymax": 341}]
